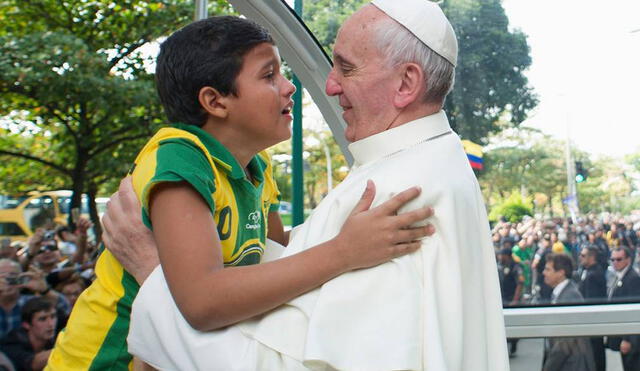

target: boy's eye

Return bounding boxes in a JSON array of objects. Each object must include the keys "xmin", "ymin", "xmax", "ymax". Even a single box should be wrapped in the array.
[{"xmin": 264, "ymin": 71, "xmax": 275, "ymax": 80}]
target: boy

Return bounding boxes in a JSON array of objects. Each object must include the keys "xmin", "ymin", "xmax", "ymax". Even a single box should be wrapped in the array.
[{"xmin": 47, "ymin": 16, "xmax": 431, "ymax": 370}]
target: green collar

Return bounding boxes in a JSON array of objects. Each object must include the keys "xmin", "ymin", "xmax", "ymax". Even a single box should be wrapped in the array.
[{"xmin": 173, "ymin": 123, "xmax": 266, "ymax": 182}]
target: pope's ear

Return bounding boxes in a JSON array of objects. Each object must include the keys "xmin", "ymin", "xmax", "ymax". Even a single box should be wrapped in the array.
[
  {"xmin": 393, "ymin": 63, "xmax": 425, "ymax": 109},
  {"xmin": 198, "ymin": 86, "xmax": 229, "ymax": 119}
]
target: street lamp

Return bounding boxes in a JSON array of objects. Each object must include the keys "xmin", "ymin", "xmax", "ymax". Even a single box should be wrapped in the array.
[{"xmin": 195, "ymin": 0, "xmax": 207, "ymax": 20}]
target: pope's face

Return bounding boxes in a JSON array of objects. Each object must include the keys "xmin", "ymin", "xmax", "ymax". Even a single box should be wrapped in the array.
[{"xmin": 325, "ymin": 6, "xmax": 400, "ymax": 143}]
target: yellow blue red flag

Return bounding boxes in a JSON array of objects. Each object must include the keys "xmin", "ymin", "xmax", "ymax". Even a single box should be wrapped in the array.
[{"xmin": 461, "ymin": 140, "xmax": 483, "ymax": 170}]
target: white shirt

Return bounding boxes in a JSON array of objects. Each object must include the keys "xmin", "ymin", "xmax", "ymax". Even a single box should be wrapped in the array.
[{"xmin": 128, "ymin": 111, "xmax": 509, "ymax": 371}]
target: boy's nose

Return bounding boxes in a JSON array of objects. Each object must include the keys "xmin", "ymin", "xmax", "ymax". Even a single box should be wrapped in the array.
[{"xmin": 282, "ymin": 77, "xmax": 296, "ymax": 97}]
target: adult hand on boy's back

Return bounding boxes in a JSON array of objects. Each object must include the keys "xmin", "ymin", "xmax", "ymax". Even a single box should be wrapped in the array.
[{"xmin": 103, "ymin": 176, "xmax": 159, "ymax": 284}]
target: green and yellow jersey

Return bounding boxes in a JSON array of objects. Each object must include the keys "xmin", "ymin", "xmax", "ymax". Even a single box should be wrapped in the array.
[{"xmin": 47, "ymin": 124, "xmax": 280, "ymax": 370}]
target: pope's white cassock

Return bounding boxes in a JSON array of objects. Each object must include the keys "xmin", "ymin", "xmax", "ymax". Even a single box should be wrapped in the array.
[{"xmin": 127, "ymin": 111, "xmax": 510, "ymax": 371}]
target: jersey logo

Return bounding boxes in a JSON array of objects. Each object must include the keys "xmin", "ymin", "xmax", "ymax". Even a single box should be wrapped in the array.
[
  {"xmin": 217, "ymin": 206, "xmax": 232, "ymax": 240},
  {"xmin": 246, "ymin": 211, "xmax": 261, "ymax": 230}
]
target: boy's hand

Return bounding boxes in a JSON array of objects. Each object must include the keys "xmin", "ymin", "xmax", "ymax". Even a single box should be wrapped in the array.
[
  {"xmin": 102, "ymin": 176, "xmax": 159, "ymax": 284},
  {"xmin": 332, "ymin": 180, "xmax": 435, "ymax": 272}
]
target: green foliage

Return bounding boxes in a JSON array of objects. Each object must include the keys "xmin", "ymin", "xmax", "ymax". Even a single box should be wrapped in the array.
[
  {"xmin": 302, "ymin": 0, "xmax": 369, "ymax": 55},
  {"xmin": 480, "ymin": 128, "xmax": 566, "ymax": 213},
  {"xmin": 0, "ymin": 0, "xmax": 233, "ymax": 231},
  {"xmin": 489, "ymin": 192, "xmax": 533, "ymax": 223},
  {"xmin": 441, "ymin": 0, "xmax": 538, "ymax": 143},
  {"xmin": 302, "ymin": 0, "xmax": 537, "ymax": 145},
  {"xmin": 480, "ymin": 127, "xmax": 636, "ymax": 215}
]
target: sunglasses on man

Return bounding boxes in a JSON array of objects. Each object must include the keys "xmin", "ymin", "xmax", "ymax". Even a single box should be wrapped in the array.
[{"xmin": 37, "ymin": 243, "xmax": 58, "ymax": 254}]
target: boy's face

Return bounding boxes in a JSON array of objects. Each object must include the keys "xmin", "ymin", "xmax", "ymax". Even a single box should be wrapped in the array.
[{"xmin": 227, "ymin": 43, "xmax": 295, "ymax": 149}]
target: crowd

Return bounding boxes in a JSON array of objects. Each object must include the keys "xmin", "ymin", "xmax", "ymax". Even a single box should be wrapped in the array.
[
  {"xmin": 494, "ymin": 213, "xmax": 640, "ymax": 371},
  {"xmin": 1, "ymin": 210, "xmax": 639, "ymax": 370},
  {"xmin": 0, "ymin": 219, "xmax": 96, "ymax": 371}
]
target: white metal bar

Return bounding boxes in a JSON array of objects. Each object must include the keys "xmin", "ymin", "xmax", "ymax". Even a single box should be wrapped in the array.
[{"xmin": 504, "ymin": 303, "xmax": 640, "ymax": 338}]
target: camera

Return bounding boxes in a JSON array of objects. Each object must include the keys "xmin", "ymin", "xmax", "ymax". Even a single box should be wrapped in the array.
[{"xmin": 43, "ymin": 230, "xmax": 56, "ymax": 241}]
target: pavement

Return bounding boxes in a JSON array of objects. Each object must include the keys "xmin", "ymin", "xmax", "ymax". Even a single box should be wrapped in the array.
[{"xmin": 509, "ymin": 338, "xmax": 624, "ymax": 371}]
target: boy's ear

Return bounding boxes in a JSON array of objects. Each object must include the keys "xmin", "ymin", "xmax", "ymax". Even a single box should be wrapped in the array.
[
  {"xmin": 198, "ymin": 86, "xmax": 229, "ymax": 119},
  {"xmin": 393, "ymin": 63, "xmax": 425, "ymax": 109}
]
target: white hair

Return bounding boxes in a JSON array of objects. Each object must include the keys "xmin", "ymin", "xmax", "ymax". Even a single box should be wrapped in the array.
[{"xmin": 373, "ymin": 16, "xmax": 455, "ymax": 105}]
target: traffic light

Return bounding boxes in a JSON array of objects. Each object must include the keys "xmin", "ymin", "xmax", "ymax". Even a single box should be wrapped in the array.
[{"xmin": 575, "ymin": 161, "xmax": 587, "ymax": 183}]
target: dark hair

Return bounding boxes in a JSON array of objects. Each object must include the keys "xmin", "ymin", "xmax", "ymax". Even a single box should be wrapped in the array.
[
  {"xmin": 547, "ymin": 253, "xmax": 574, "ymax": 279},
  {"xmin": 21, "ymin": 297, "xmax": 55, "ymax": 324},
  {"xmin": 613, "ymin": 246, "xmax": 632, "ymax": 259},
  {"xmin": 156, "ymin": 16, "xmax": 274, "ymax": 127},
  {"xmin": 583, "ymin": 246, "xmax": 599, "ymax": 259},
  {"xmin": 55, "ymin": 274, "xmax": 87, "ymax": 292}
]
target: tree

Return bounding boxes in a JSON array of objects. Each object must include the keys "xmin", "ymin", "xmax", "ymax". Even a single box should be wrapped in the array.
[
  {"xmin": 488, "ymin": 192, "xmax": 533, "ymax": 223},
  {"xmin": 302, "ymin": 0, "xmax": 537, "ymax": 145},
  {"xmin": 0, "ymin": 0, "xmax": 233, "ymax": 232},
  {"xmin": 442, "ymin": 0, "xmax": 538, "ymax": 143},
  {"xmin": 302, "ymin": 0, "xmax": 369, "ymax": 55},
  {"xmin": 480, "ymin": 127, "xmax": 566, "ymax": 215}
]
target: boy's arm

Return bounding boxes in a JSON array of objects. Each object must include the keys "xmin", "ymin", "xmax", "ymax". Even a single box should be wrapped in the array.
[
  {"xmin": 266, "ymin": 211, "xmax": 289, "ymax": 246},
  {"xmin": 104, "ymin": 177, "xmax": 434, "ymax": 331}
]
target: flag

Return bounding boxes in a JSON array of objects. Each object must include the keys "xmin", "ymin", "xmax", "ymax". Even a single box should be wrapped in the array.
[{"xmin": 461, "ymin": 140, "xmax": 483, "ymax": 170}]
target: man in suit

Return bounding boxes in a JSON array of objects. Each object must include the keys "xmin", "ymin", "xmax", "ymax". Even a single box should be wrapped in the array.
[
  {"xmin": 542, "ymin": 253, "xmax": 595, "ymax": 371},
  {"xmin": 578, "ymin": 246, "xmax": 607, "ymax": 371},
  {"xmin": 607, "ymin": 247, "xmax": 640, "ymax": 371}
]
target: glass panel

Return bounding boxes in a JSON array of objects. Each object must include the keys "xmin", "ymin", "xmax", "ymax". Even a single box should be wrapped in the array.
[
  {"xmin": 57, "ymin": 194, "xmax": 90, "ymax": 216},
  {"xmin": 0, "ymin": 195, "xmax": 28, "ymax": 210},
  {"xmin": 291, "ymin": 0, "xmax": 640, "ymax": 309},
  {"xmin": 0, "ymin": 222, "xmax": 26, "ymax": 236},
  {"xmin": 509, "ymin": 336, "xmax": 627, "ymax": 371}
]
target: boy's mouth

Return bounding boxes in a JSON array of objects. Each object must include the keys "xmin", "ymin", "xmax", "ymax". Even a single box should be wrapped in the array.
[{"xmin": 281, "ymin": 101, "xmax": 293, "ymax": 115}]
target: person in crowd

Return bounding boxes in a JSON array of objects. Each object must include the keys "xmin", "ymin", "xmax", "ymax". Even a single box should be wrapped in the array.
[
  {"xmin": 52, "ymin": 274, "xmax": 86, "ymax": 330},
  {"xmin": 607, "ymin": 247, "xmax": 640, "ymax": 371},
  {"xmin": 47, "ymin": 12, "xmax": 438, "ymax": 370},
  {"xmin": 0, "ymin": 260, "xmax": 67, "ymax": 339},
  {"xmin": 541, "ymin": 253, "xmax": 595, "ymax": 371},
  {"xmin": 98, "ymin": 1, "xmax": 509, "ymax": 370},
  {"xmin": 606, "ymin": 223, "xmax": 623, "ymax": 249},
  {"xmin": 0, "ymin": 241, "xmax": 17, "ymax": 263},
  {"xmin": 512, "ymin": 234, "xmax": 535, "ymax": 297},
  {"xmin": 22, "ymin": 219, "xmax": 92, "ymax": 296},
  {"xmin": 584, "ymin": 230, "xmax": 609, "ymax": 271},
  {"xmin": 497, "ymin": 247, "xmax": 524, "ymax": 306},
  {"xmin": 565, "ymin": 232, "xmax": 580, "ymax": 264},
  {"xmin": 578, "ymin": 246, "xmax": 607, "ymax": 302},
  {"xmin": 533, "ymin": 233, "xmax": 554, "ymax": 303},
  {"xmin": 550, "ymin": 232, "xmax": 568, "ymax": 255},
  {"xmin": 577, "ymin": 246, "xmax": 607, "ymax": 371},
  {"xmin": 0, "ymin": 297, "xmax": 57, "ymax": 371},
  {"xmin": 497, "ymin": 246, "xmax": 523, "ymax": 357}
]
